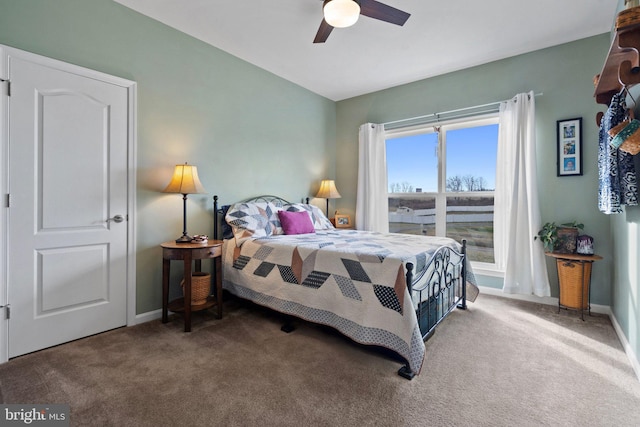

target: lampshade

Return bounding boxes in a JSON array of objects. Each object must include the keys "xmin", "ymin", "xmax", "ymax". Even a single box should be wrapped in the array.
[
  {"xmin": 163, "ymin": 163, "xmax": 207, "ymax": 195},
  {"xmin": 316, "ymin": 179, "xmax": 342, "ymax": 199},
  {"xmin": 323, "ymin": 0, "xmax": 360, "ymax": 28}
]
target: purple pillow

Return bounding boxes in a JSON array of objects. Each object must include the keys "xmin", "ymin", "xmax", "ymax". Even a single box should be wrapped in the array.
[{"xmin": 278, "ymin": 210, "xmax": 315, "ymax": 235}]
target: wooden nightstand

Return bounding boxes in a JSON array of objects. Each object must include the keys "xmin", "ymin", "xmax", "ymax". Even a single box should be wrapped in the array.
[
  {"xmin": 161, "ymin": 240, "xmax": 223, "ymax": 332},
  {"xmin": 545, "ymin": 252, "xmax": 603, "ymax": 320}
]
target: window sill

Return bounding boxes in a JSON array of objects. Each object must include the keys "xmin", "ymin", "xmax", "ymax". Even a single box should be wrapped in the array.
[{"xmin": 470, "ymin": 262, "xmax": 504, "ymax": 278}]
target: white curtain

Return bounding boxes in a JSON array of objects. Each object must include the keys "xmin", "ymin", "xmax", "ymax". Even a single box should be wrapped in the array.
[
  {"xmin": 356, "ymin": 123, "xmax": 389, "ymax": 232},
  {"xmin": 494, "ymin": 92, "xmax": 550, "ymax": 296}
]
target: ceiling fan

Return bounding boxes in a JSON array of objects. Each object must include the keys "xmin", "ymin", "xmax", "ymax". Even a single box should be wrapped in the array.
[{"xmin": 314, "ymin": 0, "xmax": 410, "ymax": 43}]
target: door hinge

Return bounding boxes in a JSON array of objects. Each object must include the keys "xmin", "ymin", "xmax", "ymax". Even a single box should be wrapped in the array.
[
  {"xmin": 0, "ymin": 305, "xmax": 9, "ymax": 320},
  {"xmin": 0, "ymin": 78, "xmax": 10, "ymax": 96}
]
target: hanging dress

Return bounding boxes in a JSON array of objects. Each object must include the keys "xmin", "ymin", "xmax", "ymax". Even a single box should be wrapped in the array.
[{"xmin": 598, "ymin": 92, "xmax": 639, "ymax": 214}]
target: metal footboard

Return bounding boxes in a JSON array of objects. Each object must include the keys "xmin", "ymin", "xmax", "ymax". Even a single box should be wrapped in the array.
[{"xmin": 398, "ymin": 240, "xmax": 467, "ymax": 380}]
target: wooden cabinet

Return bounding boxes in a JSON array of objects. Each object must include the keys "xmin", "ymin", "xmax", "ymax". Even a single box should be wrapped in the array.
[{"xmin": 545, "ymin": 253, "xmax": 603, "ymax": 320}]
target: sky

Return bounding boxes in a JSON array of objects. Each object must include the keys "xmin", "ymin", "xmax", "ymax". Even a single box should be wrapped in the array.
[{"xmin": 386, "ymin": 124, "xmax": 498, "ymax": 192}]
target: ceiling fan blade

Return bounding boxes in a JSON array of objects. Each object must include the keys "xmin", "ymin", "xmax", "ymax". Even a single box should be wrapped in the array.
[
  {"xmin": 314, "ymin": 19, "xmax": 334, "ymax": 43},
  {"xmin": 359, "ymin": 0, "xmax": 410, "ymax": 26}
]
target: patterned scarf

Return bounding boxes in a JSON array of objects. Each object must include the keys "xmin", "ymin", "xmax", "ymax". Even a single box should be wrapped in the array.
[{"xmin": 598, "ymin": 92, "xmax": 638, "ymax": 214}]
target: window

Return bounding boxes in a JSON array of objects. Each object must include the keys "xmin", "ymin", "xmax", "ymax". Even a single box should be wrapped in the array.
[{"xmin": 386, "ymin": 115, "xmax": 499, "ymax": 271}]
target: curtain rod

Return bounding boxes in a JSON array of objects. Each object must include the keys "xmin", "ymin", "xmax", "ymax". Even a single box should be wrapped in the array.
[{"xmin": 383, "ymin": 92, "xmax": 543, "ymax": 129}]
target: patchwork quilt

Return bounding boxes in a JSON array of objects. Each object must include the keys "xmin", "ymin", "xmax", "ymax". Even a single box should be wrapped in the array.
[{"xmin": 222, "ymin": 229, "xmax": 477, "ymax": 375}]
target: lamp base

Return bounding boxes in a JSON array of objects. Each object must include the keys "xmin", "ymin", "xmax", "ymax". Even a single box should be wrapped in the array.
[{"xmin": 175, "ymin": 234, "xmax": 193, "ymax": 244}]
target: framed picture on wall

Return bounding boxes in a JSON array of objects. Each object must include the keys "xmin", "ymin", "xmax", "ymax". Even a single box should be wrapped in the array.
[{"xmin": 557, "ymin": 117, "xmax": 582, "ymax": 177}]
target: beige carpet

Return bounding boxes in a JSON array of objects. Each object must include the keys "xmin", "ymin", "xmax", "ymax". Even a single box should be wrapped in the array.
[{"xmin": 1, "ymin": 294, "xmax": 639, "ymax": 427}]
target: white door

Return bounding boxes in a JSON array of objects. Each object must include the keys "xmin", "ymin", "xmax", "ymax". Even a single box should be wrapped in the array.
[{"xmin": 2, "ymin": 47, "xmax": 135, "ymax": 358}]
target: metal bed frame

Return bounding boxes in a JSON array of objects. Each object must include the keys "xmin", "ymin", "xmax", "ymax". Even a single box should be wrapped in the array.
[{"xmin": 213, "ymin": 195, "xmax": 467, "ymax": 380}]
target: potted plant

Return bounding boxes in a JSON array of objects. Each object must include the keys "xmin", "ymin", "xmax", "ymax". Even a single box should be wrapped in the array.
[
  {"xmin": 535, "ymin": 222, "xmax": 559, "ymax": 252},
  {"xmin": 535, "ymin": 221, "xmax": 584, "ymax": 253}
]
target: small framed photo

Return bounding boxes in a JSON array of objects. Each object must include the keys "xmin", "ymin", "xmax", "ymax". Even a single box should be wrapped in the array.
[
  {"xmin": 557, "ymin": 118, "xmax": 582, "ymax": 177},
  {"xmin": 334, "ymin": 214, "xmax": 352, "ymax": 228}
]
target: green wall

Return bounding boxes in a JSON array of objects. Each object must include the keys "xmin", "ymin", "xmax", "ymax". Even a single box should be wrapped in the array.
[
  {"xmin": 0, "ymin": 0, "xmax": 336, "ymax": 314},
  {"xmin": 335, "ymin": 34, "xmax": 613, "ymax": 305}
]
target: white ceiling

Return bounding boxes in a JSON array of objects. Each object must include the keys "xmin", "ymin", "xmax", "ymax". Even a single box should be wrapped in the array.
[{"xmin": 113, "ymin": 0, "xmax": 617, "ymax": 101}]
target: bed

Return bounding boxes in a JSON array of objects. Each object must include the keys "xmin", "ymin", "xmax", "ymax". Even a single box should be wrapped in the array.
[{"xmin": 213, "ymin": 195, "xmax": 478, "ymax": 379}]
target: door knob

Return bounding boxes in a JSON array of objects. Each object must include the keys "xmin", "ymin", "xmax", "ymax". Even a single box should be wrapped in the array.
[{"xmin": 107, "ymin": 214, "xmax": 125, "ymax": 223}]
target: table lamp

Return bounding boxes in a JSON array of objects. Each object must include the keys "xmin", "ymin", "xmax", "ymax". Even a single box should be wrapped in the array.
[
  {"xmin": 315, "ymin": 179, "xmax": 341, "ymax": 218},
  {"xmin": 163, "ymin": 163, "xmax": 207, "ymax": 243}
]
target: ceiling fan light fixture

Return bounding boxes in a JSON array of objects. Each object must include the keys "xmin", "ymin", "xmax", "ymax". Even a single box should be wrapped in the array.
[{"xmin": 323, "ymin": 0, "xmax": 360, "ymax": 28}]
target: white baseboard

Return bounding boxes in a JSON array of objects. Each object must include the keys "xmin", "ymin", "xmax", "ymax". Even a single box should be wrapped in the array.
[
  {"xmin": 134, "ymin": 308, "xmax": 162, "ymax": 325},
  {"xmin": 609, "ymin": 311, "xmax": 640, "ymax": 382},
  {"xmin": 478, "ymin": 286, "xmax": 640, "ymax": 382}
]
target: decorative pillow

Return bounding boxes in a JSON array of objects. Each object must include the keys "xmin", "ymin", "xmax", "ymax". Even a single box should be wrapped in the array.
[
  {"xmin": 283, "ymin": 203, "xmax": 334, "ymax": 230},
  {"xmin": 225, "ymin": 202, "xmax": 283, "ymax": 245},
  {"xmin": 278, "ymin": 210, "xmax": 316, "ymax": 235}
]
